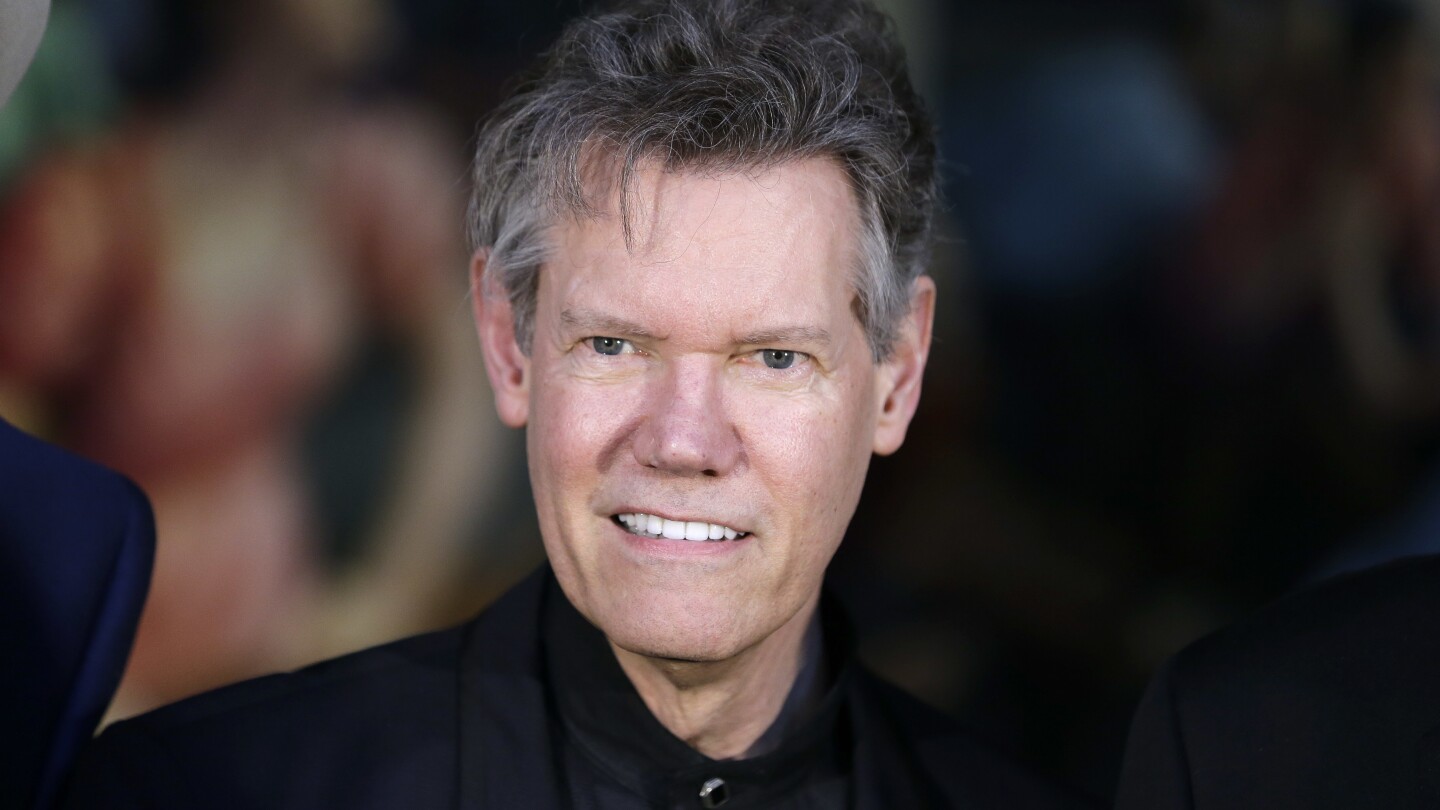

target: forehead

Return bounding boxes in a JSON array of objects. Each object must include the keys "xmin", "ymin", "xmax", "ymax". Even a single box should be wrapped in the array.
[{"xmin": 542, "ymin": 158, "xmax": 864, "ymax": 330}]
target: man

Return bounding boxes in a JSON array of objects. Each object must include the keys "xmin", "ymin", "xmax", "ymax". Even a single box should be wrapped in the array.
[
  {"xmin": 61, "ymin": 0, "xmax": 1078, "ymax": 806},
  {"xmin": 1116, "ymin": 552, "xmax": 1440, "ymax": 809}
]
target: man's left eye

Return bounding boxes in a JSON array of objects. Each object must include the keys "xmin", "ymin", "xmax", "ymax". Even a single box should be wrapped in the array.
[
  {"xmin": 760, "ymin": 349, "xmax": 799, "ymax": 370},
  {"xmin": 590, "ymin": 337, "xmax": 629, "ymax": 356}
]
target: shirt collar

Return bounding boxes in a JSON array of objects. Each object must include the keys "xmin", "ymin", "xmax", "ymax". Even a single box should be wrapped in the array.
[{"xmin": 542, "ymin": 575, "xmax": 856, "ymax": 806}]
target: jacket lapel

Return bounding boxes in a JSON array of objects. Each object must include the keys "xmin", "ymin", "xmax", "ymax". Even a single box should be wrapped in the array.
[
  {"xmin": 848, "ymin": 668, "xmax": 936, "ymax": 810},
  {"xmin": 454, "ymin": 570, "xmax": 956, "ymax": 809},
  {"xmin": 456, "ymin": 567, "xmax": 565, "ymax": 809}
]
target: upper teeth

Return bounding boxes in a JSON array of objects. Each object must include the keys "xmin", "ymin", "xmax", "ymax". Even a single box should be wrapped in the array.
[{"xmin": 618, "ymin": 513, "xmax": 743, "ymax": 541}]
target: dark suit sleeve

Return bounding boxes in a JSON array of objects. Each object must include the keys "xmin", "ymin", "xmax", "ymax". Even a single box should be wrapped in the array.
[
  {"xmin": 1114, "ymin": 658, "xmax": 1195, "ymax": 810},
  {"xmin": 60, "ymin": 722, "xmax": 197, "ymax": 809}
]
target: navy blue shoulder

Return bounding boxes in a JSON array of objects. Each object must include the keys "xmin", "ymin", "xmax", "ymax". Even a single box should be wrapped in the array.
[{"xmin": 2, "ymin": 419, "xmax": 156, "ymax": 809}]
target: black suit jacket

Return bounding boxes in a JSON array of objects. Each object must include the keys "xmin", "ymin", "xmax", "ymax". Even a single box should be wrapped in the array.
[
  {"xmin": 1116, "ymin": 553, "xmax": 1440, "ymax": 810},
  {"xmin": 62, "ymin": 568, "xmax": 1080, "ymax": 809}
]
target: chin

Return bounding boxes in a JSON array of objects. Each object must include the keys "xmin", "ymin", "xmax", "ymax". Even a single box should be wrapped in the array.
[
  {"xmin": 607, "ymin": 627, "xmax": 746, "ymax": 664},
  {"xmin": 592, "ymin": 584, "xmax": 764, "ymax": 664}
]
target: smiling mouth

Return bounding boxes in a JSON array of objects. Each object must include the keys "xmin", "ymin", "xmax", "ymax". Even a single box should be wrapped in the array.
[{"xmin": 614, "ymin": 513, "xmax": 748, "ymax": 542}]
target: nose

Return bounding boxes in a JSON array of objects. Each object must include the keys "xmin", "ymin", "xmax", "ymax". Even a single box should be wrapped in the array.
[{"xmin": 632, "ymin": 359, "xmax": 741, "ymax": 477}]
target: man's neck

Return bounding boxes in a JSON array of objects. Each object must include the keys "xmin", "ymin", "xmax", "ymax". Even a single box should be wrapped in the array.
[{"xmin": 610, "ymin": 594, "xmax": 823, "ymax": 760}]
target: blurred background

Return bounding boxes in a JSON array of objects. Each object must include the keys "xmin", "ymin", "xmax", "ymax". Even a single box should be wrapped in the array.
[{"xmin": 2, "ymin": 0, "xmax": 1439, "ymax": 803}]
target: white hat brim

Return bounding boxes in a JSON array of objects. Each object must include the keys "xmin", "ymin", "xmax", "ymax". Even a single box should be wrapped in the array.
[{"xmin": 0, "ymin": 0, "xmax": 51, "ymax": 109}]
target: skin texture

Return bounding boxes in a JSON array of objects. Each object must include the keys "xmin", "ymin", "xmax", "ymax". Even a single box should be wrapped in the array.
[{"xmin": 474, "ymin": 158, "xmax": 933, "ymax": 757}]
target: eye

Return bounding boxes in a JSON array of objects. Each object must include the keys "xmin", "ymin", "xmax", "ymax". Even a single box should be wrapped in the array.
[
  {"xmin": 761, "ymin": 349, "xmax": 797, "ymax": 370},
  {"xmin": 590, "ymin": 336, "xmax": 629, "ymax": 356}
]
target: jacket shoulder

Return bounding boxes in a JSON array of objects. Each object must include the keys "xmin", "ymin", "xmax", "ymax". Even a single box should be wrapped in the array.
[
  {"xmin": 1175, "ymin": 553, "xmax": 1440, "ymax": 692},
  {"xmin": 63, "ymin": 624, "xmax": 469, "ymax": 809},
  {"xmin": 143, "ymin": 622, "xmax": 463, "ymax": 726},
  {"xmin": 1120, "ymin": 554, "xmax": 1440, "ymax": 809},
  {"xmin": 0, "ymin": 418, "xmax": 153, "ymax": 548}
]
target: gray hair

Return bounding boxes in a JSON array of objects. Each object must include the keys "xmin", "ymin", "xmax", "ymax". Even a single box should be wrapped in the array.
[{"xmin": 467, "ymin": 0, "xmax": 936, "ymax": 360}]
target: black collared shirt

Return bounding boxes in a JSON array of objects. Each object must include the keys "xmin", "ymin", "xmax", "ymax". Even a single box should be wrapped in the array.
[{"xmin": 542, "ymin": 586, "xmax": 854, "ymax": 810}]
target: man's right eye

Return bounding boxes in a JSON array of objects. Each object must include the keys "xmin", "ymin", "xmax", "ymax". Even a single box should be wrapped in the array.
[{"xmin": 590, "ymin": 337, "xmax": 629, "ymax": 356}]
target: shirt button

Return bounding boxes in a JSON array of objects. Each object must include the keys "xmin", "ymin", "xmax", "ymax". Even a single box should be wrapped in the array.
[{"xmin": 698, "ymin": 777, "xmax": 729, "ymax": 808}]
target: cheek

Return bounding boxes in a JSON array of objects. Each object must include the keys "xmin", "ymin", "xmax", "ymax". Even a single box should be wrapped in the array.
[
  {"xmin": 529, "ymin": 371, "xmax": 646, "ymax": 498},
  {"xmin": 735, "ymin": 379, "xmax": 875, "ymax": 531},
  {"xmin": 528, "ymin": 377, "xmax": 633, "ymax": 584}
]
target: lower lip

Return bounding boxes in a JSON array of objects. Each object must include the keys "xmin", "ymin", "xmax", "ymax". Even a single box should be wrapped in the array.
[{"xmin": 609, "ymin": 518, "xmax": 751, "ymax": 560}]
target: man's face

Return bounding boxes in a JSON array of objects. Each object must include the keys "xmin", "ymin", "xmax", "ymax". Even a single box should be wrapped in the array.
[{"xmin": 477, "ymin": 158, "xmax": 929, "ymax": 662}]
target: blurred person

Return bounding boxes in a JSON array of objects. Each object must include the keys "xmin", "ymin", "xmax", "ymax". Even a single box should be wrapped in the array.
[
  {"xmin": 1174, "ymin": 0, "xmax": 1440, "ymax": 415},
  {"xmin": 0, "ymin": 0, "xmax": 499, "ymax": 717},
  {"xmin": 1292, "ymin": 3, "xmax": 1440, "ymax": 582},
  {"xmin": 1112, "ymin": 12, "xmax": 1440, "ymax": 806},
  {"xmin": 58, "ymin": 0, "xmax": 1085, "ymax": 806},
  {"xmin": 1112, "ymin": 0, "xmax": 1440, "ymax": 602}
]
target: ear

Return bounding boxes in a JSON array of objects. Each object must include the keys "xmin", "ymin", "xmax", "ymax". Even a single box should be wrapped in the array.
[
  {"xmin": 872, "ymin": 275, "xmax": 935, "ymax": 456},
  {"xmin": 471, "ymin": 249, "xmax": 530, "ymax": 428}
]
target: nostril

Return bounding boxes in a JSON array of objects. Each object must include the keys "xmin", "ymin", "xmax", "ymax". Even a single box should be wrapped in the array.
[{"xmin": 702, "ymin": 469, "xmax": 718, "ymax": 477}]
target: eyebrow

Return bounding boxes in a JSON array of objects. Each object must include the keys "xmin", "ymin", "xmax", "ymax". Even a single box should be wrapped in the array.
[
  {"xmin": 737, "ymin": 326, "xmax": 832, "ymax": 347},
  {"xmin": 560, "ymin": 308, "xmax": 659, "ymax": 339},
  {"xmin": 560, "ymin": 308, "xmax": 831, "ymax": 348}
]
